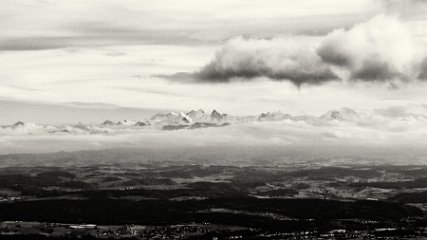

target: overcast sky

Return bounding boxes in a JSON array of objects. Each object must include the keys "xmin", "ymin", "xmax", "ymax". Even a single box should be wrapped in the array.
[{"xmin": 2, "ymin": 0, "xmax": 427, "ymax": 118}]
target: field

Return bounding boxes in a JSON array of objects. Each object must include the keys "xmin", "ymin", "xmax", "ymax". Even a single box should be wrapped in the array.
[{"xmin": 0, "ymin": 154, "xmax": 427, "ymax": 239}]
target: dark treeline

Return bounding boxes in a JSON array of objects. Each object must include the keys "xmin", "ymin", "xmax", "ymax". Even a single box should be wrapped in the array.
[{"xmin": 0, "ymin": 198, "xmax": 421, "ymax": 226}]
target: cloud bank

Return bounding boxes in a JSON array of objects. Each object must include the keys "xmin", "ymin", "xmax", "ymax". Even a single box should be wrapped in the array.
[
  {"xmin": 190, "ymin": 14, "xmax": 427, "ymax": 86},
  {"xmin": 2, "ymin": 105, "xmax": 427, "ymax": 137},
  {"xmin": 2, "ymin": 105, "xmax": 427, "ymax": 158}
]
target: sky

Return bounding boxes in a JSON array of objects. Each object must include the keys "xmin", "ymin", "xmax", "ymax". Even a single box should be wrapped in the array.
[
  {"xmin": 2, "ymin": 0, "xmax": 427, "ymax": 157},
  {"xmin": 2, "ymin": 0, "xmax": 427, "ymax": 120}
]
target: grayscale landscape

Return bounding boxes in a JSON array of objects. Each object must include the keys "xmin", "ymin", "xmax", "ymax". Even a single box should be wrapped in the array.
[{"xmin": 1, "ymin": 0, "xmax": 427, "ymax": 239}]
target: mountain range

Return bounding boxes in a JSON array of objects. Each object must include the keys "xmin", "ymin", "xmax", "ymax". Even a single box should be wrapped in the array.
[{"xmin": 2, "ymin": 107, "xmax": 427, "ymax": 135}]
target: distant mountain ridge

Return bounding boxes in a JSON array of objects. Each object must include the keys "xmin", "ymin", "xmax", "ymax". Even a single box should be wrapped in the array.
[{"xmin": 2, "ymin": 107, "xmax": 427, "ymax": 135}]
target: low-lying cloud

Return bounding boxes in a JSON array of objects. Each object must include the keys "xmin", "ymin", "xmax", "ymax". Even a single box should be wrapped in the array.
[
  {"xmin": 188, "ymin": 14, "xmax": 427, "ymax": 86},
  {"xmin": 3, "ymin": 105, "xmax": 427, "ymax": 156}
]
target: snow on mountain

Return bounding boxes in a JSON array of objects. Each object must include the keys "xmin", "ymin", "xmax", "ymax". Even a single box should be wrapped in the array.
[
  {"xmin": 12, "ymin": 121, "xmax": 25, "ymax": 128},
  {"xmin": 4, "ymin": 105, "xmax": 427, "ymax": 136},
  {"xmin": 258, "ymin": 112, "xmax": 292, "ymax": 121},
  {"xmin": 157, "ymin": 109, "xmax": 231, "ymax": 130},
  {"xmin": 1, "ymin": 122, "xmax": 56, "ymax": 135},
  {"xmin": 116, "ymin": 120, "xmax": 138, "ymax": 126},
  {"xmin": 150, "ymin": 112, "xmax": 192, "ymax": 125},
  {"xmin": 101, "ymin": 120, "xmax": 115, "ymax": 126},
  {"xmin": 186, "ymin": 109, "xmax": 206, "ymax": 122},
  {"xmin": 210, "ymin": 109, "xmax": 225, "ymax": 122},
  {"xmin": 320, "ymin": 108, "xmax": 360, "ymax": 121},
  {"xmin": 150, "ymin": 109, "xmax": 229, "ymax": 126},
  {"xmin": 134, "ymin": 121, "xmax": 149, "ymax": 127}
]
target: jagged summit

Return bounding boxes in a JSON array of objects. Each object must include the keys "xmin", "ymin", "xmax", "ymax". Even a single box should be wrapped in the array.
[
  {"xmin": 187, "ymin": 109, "xmax": 204, "ymax": 115},
  {"xmin": 258, "ymin": 112, "xmax": 292, "ymax": 121},
  {"xmin": 13, "ymin": 121, "xmax": 25, "ymax": 128},
  {"xmin": 2, "ymin": 107, "xmax": 379, "ymax": 134},
  {"xmin": 150, "ymin": 112, "xmax": 191, "ymax": 125},
  {"xmin": 210, "ymin": 109, "xmax": 226, "ymax": 121},
  {"xmin": 320, "ymin": 108, "xmax": 359, "ymax": 121},
  {"xmin": 116, "ymin": 120, "xmax": 137, "ymax": 126},
  {"xmin": 134, "ymin": 121, "xmax": 149, "ymax": 127},
  {"xmin": 187, "ymin": 109, "xmax": 205, "ymax": 121},
  {"xmin": 101, "ymin": 120, "xmax": 115, "ymax": 126}
]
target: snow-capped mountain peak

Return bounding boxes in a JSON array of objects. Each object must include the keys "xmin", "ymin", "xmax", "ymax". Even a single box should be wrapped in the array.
[
  {"xmin": 12, "ymin": 121, "xmax": 25, "ymax": 128},
  {"xmin": 320, "ymin": 108, "xmax": 359, "ymax": 121},
  {"xmin": 258, "ymin": 112, "xmax": 292, "ymax": 121},
  {"xmin": 187, "ymin": 109, "xmax": 205, "ymax": 121},
  {"xmin": 210, "ymin": 109, "xmax": 226, "ymax": 122}
]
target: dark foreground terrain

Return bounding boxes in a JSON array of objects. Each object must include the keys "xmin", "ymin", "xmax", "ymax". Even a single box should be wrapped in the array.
[{"xmin": 1, "ymin": 154, "xmax": 427, "ymax": 239}]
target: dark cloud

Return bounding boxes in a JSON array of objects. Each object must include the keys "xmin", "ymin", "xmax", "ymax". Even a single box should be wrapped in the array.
[
  {"xmin": 153, "ymin": 72, "xmax": 196, "ymax": 83},
  {"xmin": 192, "ymin": 37, "xmax": 338, "ymax": 86},
  {"xmin": 419, "ymin": 58, "xmax": 427, "ymax": 80},
  {"xmin": 0, "ymin": 22, "xmax": 215, "ymax": 51},
  {"xmin": 316, "ymin": 40, "xmax": 352, "ymax": 67},
  {"xmin": 162, "ymin": 15, "xmax": 427, "ymax": 86},
  {"xmin": 196, "ymin": 59, "xmax": 338, "ymax": 86},
  {"xmin": 318, "ymin": 40, "xmax": 400, "ymax": 82},
  {"xmin": 350, "ymin": 59, "xmax": 398, "ymax": 81},
  {"xmin": 0, "ymin": 36, "xmax": 132, "ymax": 51},
  {"xmin": 0, "ymin": 37, "xmax": 72, "ymax": 51}
]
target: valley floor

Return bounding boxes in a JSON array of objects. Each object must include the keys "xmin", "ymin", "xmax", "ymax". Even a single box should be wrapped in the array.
[{"xmin": 0, "ymin": 163, "xmax": 427, "ymax": 238}]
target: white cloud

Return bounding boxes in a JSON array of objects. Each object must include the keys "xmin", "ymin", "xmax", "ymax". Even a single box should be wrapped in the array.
[
  {"xmin": 191, "ymin": 14, "xmax": 427, "ymax": 85},
  {"xmin": 318, "ymin": 15, "xmax": 427, "ymax": 82},
  {"xmin": 2, "ymin": 105, "xmax": 427, "ymax": 154},
  {"xmin": 1, "ymin": 0, "xmax": 427, "ymax": 123},
  {"xmin": 0, "ymin": 0, "xmax": 377, "ymax": 48}
]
